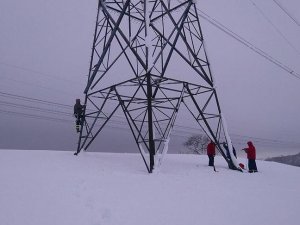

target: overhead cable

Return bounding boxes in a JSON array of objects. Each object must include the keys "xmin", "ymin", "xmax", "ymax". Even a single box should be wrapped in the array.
[
  {"xmin": 272, "ymin": 0, "xmax": 300, "ymax": 26},
  {"xmin": 0, "ymin": 91, "xmax": 72, "ymax": 109},
  {"xmin": 0, "ymin": 61, "xmax": 83, "ymax": 86},
  {"xmin": 195, "ymin": 8, "xmax": 300, "ymax": 80},
  {"xmin": 0, "ymin": 100, "xmax": 71, "ymax": 116},
  {"xmin": 2, "ymin": 91, "xmax": 300, "ymax": 147},
  {"xmin": 0, "ymin": 109, "xmax": 72, "ymax": 123},
  {"xmin": 248, "ymin": 0, "xmax": 300, "ymax": 55},
  {"xmin": 1, "ymin": 74, "xmax": 76, "ymax": 95}
]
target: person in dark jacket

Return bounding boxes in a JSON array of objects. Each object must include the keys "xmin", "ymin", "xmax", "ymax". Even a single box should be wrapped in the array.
[
  {"xmin": 207, "ymin": 140, "xmax": 216, "ymax": 167},
  {"xmin": 74, "ymin": 99, "xmax": 84, "ymax": 133},
  {"xmin": 223, "ymin": 142, "xmax": 237, "ymax": 159},
  {"xmin": 242, "ymin": 141, "xmax": 258, "ymax": 173}
]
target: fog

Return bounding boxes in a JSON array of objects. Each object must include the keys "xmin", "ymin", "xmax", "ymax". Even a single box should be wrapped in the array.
[{"xmin": 0, "ymin": 0, "xmax": 299, "ymax": 157}]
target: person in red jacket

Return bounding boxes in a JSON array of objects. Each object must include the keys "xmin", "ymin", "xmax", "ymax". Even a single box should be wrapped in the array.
[
  {"xmin": 242, "ymin": 141, "xmax": 258, "ymax": 173},
  {"xmin": 207, "ymin": 140, "xmax": 216, "ymax": 167}
]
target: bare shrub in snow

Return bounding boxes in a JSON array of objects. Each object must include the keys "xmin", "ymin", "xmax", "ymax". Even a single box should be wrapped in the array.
[{"xmin": 182, "ymin": 134, "xmax": 210, "ymax": 155}]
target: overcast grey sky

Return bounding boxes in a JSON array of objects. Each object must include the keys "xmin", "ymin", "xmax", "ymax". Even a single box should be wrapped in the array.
[{"xmin": 0, "ymin": 0, "xmax": 299, "ymax": 157}]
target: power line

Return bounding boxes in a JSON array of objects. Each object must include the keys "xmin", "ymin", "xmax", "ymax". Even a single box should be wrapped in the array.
[
  {"xmin": 0, "ymin": 61, "xmax": 84, "ymax": 86},
  {"xmin": 0, "ymin": 109, "xmax": 72, "ymax": 124},
  {"xmin": 2, "ymin": 105, "xmax": 299, "ymax": 147},
  {"xmin": 272, "ymin": 0, "xmax": 300, "ymax": 26},
  {"xmin": 0, "ymin": 109, "xmax": 132, "ymax": 133},
  {"xmin": 0, "ymin": 62, "xmax": 85, "ymax": 96},
  {"xmin": 0, "ymin": 100, "xmax": 72, "ymax": 116},
  {"xmin": 0, "ymin": 74, "xmax": 76, "ymax": 96},
  {"xmin": 194, "ymin": 5, "xmax": 300, "ymax": 80},
  {"xmin": 2, "ymin": 91, "xmax": 299, "ymax": 147},
  {"xmin": 170, "ymin": 121, "xmax": 300, "ymax": 147},
  {"xmin": 0, "ymin": 91, "xmax": 73, "ymax": 109},
  {"xmin": 248, "ymin": 0, "xmax": 300, "ymax": 55}
]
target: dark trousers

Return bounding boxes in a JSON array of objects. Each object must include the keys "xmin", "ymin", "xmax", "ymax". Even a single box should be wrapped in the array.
[
  {"xmin": 248, "ymin": 159, "xmax": 258, "ymax": 172},
  {"xmin": 208, "ymin": 155, "xmax": 214, "ymax": 166},
  {"xmin": 75, "ymin": 115, "xmax": 83, "ymax": 132}
]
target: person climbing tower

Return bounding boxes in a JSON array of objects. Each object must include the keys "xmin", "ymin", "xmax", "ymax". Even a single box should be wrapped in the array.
[{"xmin": 73, "ymin": 99, "xmax": 85, "ymax": 133}]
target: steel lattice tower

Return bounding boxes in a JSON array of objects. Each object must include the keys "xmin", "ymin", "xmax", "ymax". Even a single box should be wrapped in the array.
[{"xmin": 75, "ymin": 0, "xmax": 241, "ymax": 173}]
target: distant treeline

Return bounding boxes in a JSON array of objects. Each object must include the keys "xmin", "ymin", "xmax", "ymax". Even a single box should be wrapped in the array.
[{"xmin": 265, "ymin": 152, "xmax": 300, "ymax": 167}]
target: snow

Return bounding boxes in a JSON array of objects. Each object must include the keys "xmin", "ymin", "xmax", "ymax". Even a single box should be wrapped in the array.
[{"xmin": 0, "ymin": 149, "xmax": 299, "ymax": 225}]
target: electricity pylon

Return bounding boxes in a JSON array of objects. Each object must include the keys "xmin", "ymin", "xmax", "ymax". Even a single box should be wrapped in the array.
[{"xmin": 75, "ymin": 0, "xmax": 240, "ymax": 173}]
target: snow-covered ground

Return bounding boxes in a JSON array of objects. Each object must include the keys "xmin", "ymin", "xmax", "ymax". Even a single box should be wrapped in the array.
[{"xmin": 0, "ymin": 149, "xmax": 299, "ymax": 225}]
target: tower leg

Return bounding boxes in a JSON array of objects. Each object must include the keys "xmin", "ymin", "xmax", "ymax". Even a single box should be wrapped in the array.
[{"xmin": 147, "ymin": 73, "xmax": 155, "ymax": 173}]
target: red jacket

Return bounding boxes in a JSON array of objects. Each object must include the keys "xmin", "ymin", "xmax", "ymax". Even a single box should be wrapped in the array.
[
  {"xmin": 244, "ymin": 142, "xmax": 256, "ymax": 160},
  {"xmin": 207, "ymin": 142, "xmax": 216, "ymax": 156}
]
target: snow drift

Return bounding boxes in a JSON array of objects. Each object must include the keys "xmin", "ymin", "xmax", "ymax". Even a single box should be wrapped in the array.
[{"xmin": 0, "ymin": 149, "xmax": 299, "ymax": 225}]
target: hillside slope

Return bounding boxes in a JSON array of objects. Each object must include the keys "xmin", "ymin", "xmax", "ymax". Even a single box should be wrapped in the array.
[
  {"xmin": 0, "ymin": 150, "xmax": 299, "ymax": 225},
  {"xmin": 266, "ymin": 152, "xmax": 300, "ymax": 167}
]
